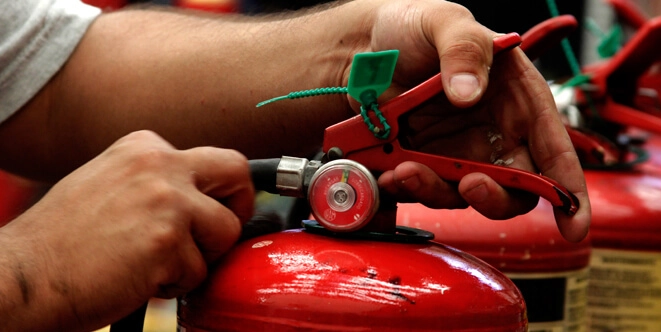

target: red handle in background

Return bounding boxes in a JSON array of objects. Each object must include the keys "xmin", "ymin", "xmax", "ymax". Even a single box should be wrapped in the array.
[
  {"xmin": 0, "ymin": 172, "xmax": 37, "ymax": 227},
  {"xmin": 82, "ymin": 0, "xmax": 127, "ymax": 11},
  {"xmin": 173, "ymin": 0, "xmax": 238, "ymax": 13}
]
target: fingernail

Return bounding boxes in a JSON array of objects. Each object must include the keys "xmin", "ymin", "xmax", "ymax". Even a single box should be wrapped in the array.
[
  {"xmin": 464, "ymin": 183, "xmax": 488, "ymax": 203},
  {"xmin": 449, "ymin": 73, "xmax": 480, "ymax": 101},
  {"xmin": 400, "ymin": 175, "xmax": 421, "ymax": 191}
]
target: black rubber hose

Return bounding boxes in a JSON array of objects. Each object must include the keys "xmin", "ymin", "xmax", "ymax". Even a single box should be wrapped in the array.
[{"xmin": 249, "ymin": 158, "xmax": 281, "ymax": 194}]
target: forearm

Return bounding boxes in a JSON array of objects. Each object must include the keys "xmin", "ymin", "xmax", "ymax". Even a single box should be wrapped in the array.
[{"xmin": 0, "ymin": 2, "xmax": 369, "ymax": 181}]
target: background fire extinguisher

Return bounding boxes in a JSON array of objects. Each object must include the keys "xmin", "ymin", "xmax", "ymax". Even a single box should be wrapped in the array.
[
  {"xmin": 562, "ymin": 116, "xmax": 661, "ymax": 332},
  {"xmin": 397, "ymin": 198, "xmax": 591, "ymax": 332},
  {"xmin": 561, "ymin": 1, "xmax": 661, "ymax": 329},
  {"xmin": 582, "ymin": 160, "xmax": 661, "ymax": 332}
]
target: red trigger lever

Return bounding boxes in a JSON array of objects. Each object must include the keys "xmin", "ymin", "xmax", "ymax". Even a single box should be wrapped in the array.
[{"xmin": 322, "ymin": 32, "xmax": 580, "ymax": 216}]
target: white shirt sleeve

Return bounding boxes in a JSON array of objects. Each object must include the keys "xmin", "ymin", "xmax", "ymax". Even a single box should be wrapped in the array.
[{"xmin": 0, "ymin": 0, "xmax": 101, "ymax": 124}]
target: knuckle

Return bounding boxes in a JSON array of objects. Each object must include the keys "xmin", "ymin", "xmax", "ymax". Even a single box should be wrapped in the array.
[
  {"xmin": 225, "ymin": 149, "xmax": 249, "ymax": 166},
  {"xmin": 109, "ymin": 130, "xmax": 171, "ymax": 160},
  {"xmin": 196, "ymin": 147, "xmax": 249, "ymax": 174},
  {"xmin": 125, "ymin": 130, "xmax": 161, "ymax": 141},
  {"xmin": 155, "ymin": 259, "xmax": 207, "ymax": 298},
  {"xmin": 443, "ymin": 2, "xmax": 475, "ymax": 20},
  {"xmin": 127, "ymin": 146, "xmax": 176, "ymax": 172},
  {"xmin": 223, "ymin": 212, "xmax": 242, "ymax": 237},
  {"xmin": 441, "ymin": 40, "xmax": 486, "ymax": 65},
  {"xmin": 423, "ymin": 1, "xmax": 475, "ymax": 26},
  {"xmin": 146, "ymin": 179, "xmax": 181, "ymax": 204},
  {"xmin": 148, "ymin": 228, "xmax": 181, "ymax": 260},
  {"xmin": 113, "ymin": 130, "xmax": 161, "ymax": 148},
  {"xmin": 141, "ymin": 182, "xmax": 195, "ymax": 230},
  {"xmin": 224, "ymin": 149, "xmax": 251, "ymax": 177},
  {"xmin": 147, "ymin": 212, "xmax": 189, "ymax": 254}
]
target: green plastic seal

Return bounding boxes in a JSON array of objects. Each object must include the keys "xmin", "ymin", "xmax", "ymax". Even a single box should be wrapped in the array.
[{"xmin": 347, "ymin": 50, "xmax": 399, "ymax": 106}]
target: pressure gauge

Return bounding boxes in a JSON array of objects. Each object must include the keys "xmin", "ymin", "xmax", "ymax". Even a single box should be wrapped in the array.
[{"xmin": 307, "ymin": 160, "xmax": 379, "ymax": 232}]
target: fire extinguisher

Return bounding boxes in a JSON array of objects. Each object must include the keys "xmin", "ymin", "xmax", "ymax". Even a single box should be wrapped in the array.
[
  {"xmin": 582, "ymin": 158, "xmax": 661, "ymax": 332},
  {"xmin": 178, "ymin": 229, "xmax": 528, "ymax": 330},
  {"xmin": 554, "ymin": 91, "xmax": 661, "ymax": 332},
  {"xmin": 564, "ymin": 126, "xmax": 661, "ymax": 332},
  {"xmin": 397, "ymin": 180, "xmax": 591, "ymax": 332},
  {"xmin": 560, "ymin": 3, "xmax": 661, "ymax": 329},
  {"xmin": 177, "ymin": 155, "xmax": 569, "ymax": 331}
]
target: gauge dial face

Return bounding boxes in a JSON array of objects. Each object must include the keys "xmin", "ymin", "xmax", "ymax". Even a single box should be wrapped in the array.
[{"xmin": 308, "ymin": 160, "xmax": 379, "ymax": 232}]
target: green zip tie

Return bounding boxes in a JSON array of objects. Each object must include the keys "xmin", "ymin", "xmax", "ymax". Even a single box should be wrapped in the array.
[
  {"xmin": 360, "ymin": 103, "xmax": 391, "ymax": 139},
  {"xmin": 586, "ymin": 17, "xmax": 607, "ymax": 39},
  {"xmin": 586, "ymin": 17, "xmax": 623, "ymax": 58},
  {"xmin": 256, "ymin": 50, "xmax": 398, "ymax": 140},
  {"xmin": 561, "ymin": 73, "xmax": 592, "ymax": 89},
  {"xmin": 256, "ymin": 84, "xmax": 391, "ymax": 140},
  {"xmin": 598, "ymin": 24, "xmax": 623, "ymax": 59},
  {"xmin": 545, "ymin": 0, "xmax": 600, "ymax": 120},
  {"xmin": 256, "ymin": 87, "xmax": 349, "ymax": 107},
  {"xmin": 545, "ymin": 0, "xmax": 582, "ymax": 76}
]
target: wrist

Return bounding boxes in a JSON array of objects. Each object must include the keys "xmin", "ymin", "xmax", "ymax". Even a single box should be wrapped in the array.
[
  {"xmin": 0, "ymin": 222, "xmax": 60, "ymax": 330},
  {"xmin": 0, "ymin": 212, "xmax": 101, "ymax": 332}
]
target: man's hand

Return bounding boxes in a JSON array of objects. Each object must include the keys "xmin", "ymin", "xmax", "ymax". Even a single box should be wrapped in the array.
[
  {"xmin": 0, "ymin": 131, "xmax": 254, "ymax": 331},
  {"xmin": 343, "ymin": 0, "xmax": 590, "ymax": 242}
]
